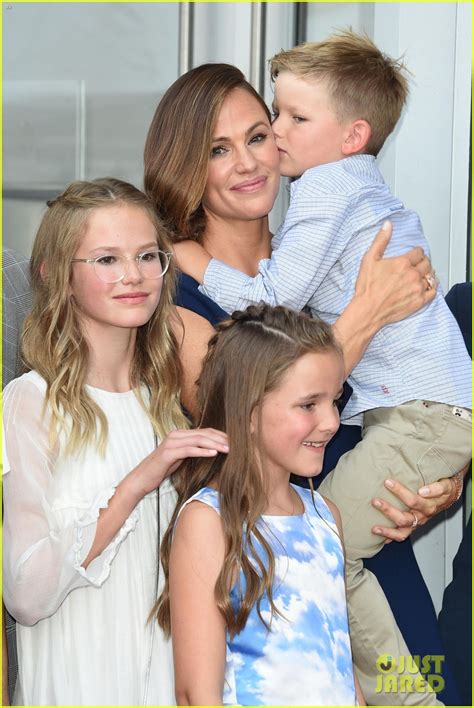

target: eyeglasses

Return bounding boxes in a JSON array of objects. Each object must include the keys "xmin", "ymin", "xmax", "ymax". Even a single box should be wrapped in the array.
[{"xmin": 71, "ymin": 249, "xmax": 172, "ymax": 283}]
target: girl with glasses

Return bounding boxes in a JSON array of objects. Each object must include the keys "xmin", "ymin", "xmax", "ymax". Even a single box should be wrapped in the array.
[{"xmin": 2, "ymin": 177, "xmax": 228, "ymax": 706}]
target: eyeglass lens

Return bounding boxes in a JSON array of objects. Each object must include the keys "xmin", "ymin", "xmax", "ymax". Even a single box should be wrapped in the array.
[{"xmin": 94, "ymin": 250, "xmax": 169, "ymax": 283}]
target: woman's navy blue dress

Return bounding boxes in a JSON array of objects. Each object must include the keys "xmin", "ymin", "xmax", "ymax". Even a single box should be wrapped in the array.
[{"xmin": 176, "ymin": 272, "xmax": 461, "ymax": 704}]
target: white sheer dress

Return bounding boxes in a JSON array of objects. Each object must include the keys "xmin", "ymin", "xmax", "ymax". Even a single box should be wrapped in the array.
[{"xmin": 2, "ymin": 370, "xmax": 176, "ymax": 706}]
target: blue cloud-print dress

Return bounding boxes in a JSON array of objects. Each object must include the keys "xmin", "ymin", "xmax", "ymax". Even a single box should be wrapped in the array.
[{"xmin": 178, "ymin": 484, "xmax": 357, "ymax": 706}]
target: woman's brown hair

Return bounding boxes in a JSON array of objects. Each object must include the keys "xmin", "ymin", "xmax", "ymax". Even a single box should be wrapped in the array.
[
  {"xmin": 154, "ymin": 304, "xmax": 342, "ymax": 637},
  {"xmin": 144, "ymin": 63, "xmax": 271, "ymax": 243}
]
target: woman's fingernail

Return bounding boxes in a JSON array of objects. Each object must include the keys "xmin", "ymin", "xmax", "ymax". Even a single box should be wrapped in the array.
[
  {"xmin": 373, "ymin": 527, "xmax": 382, "ymax": 534},
  {"xmin": 419, "ymin": 487, "xmax": 430, "ymax": 497},
  {"xmin": 385, "ymin": 479, "xmax": 394, "ymax": 489},
  {"xmin": 381, "ymin": 220, "xmax": 391, "ymax": 231},
  {"xmin": 373, "ymin": 499, "xmax": 382, "ymax": 508}
]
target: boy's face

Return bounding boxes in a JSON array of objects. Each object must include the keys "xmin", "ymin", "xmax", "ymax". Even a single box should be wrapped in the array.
[{"xmin": 272, "ymin": 72, "xmax": 350, "ymax": 177}]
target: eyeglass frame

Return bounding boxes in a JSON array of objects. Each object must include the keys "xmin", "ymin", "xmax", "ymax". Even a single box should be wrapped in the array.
[{"xmin": 71, "ymin": 249, "xmax": 172, "ymax": 283}]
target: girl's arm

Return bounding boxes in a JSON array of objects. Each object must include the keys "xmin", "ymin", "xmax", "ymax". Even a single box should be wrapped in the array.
[
  {"xmin": 170, "ymin": 501, "xmax": 227, "ymax": 706},
  {"xmin": 2, "ymin": 619, "xmax": 9, "ymax": 706},
  {"xmin": 2, "ymin": 377, "xmax": 227, "ymax": 625},
  {"xmin": 322, "ymin": 497, "xmax": 367, "ymax": 707},
  {"xmin": 82, "ymin": 427, "xmax": 228, "ymax": 568},
  {"xmin": 354, "ymin": 672, "xmax": 366, "ymax": 706}
]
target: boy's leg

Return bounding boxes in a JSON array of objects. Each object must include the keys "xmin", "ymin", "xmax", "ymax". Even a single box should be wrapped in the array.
[
  {"xmin": 319, "ymin": 440, "xmax": 442, "ymax": 704},
  {"xmin": 346, "ymin": 557, "xmax": 443, "ymax": 706},
  {"xmin": 319, "ymin": 401, "xmax": 470, "ymax": 705},
  {"xmin": 319, "ymin": 400, "xmax": 472, "ymax": 561}
]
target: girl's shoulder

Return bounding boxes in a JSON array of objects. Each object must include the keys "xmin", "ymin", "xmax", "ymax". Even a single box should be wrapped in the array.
[
  {"xmin": 4, "ymin": 369, "xmax": 46, "ymax": 394},
  {"xmin": 292, "ymin": 484, "xmax": 339, "ymax": 528},
  {"xmin": 3, "ymin": 370, "xmax": 47, "ymax": 411},
  {"xmin": 177, "ymin": 486, "xmax": 221, "ymax": 519},
  {"xmin": 173, "ymin": 488, "xmax": 224, "ymax": 547}
]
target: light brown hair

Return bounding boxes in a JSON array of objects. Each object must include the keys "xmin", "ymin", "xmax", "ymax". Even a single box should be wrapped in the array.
[
  {"xmin": 154, "ymin": 303, "xmax": 342, "ymax": 637},
  {"xmin": 144, "ymin": 63, "xmax": 271, "ymax": 243},
  {"xmin": 23, "ymin": 177, "xmax": 188, "ymax": 454},
  {"xmin": 271, "ymin": 29, "xmax": 409, "ymax": 155}
]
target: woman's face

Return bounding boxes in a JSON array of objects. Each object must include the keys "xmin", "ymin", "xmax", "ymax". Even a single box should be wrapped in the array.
[{"xmin": 203, "ymin": 88, "xmax": 281, "ymax": 223}]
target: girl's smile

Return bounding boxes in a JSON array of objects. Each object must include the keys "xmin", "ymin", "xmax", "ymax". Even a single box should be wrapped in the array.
[{"xmin": 256, "ymin": 349, "xmax": 344, "ymax": 481}]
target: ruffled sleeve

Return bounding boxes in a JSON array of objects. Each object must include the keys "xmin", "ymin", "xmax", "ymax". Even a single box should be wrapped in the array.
[{"xmin": 2, "ymin": 375, "xmax": 139, "ymax": 626}]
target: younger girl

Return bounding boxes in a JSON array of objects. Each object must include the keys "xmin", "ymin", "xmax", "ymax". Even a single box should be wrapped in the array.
[
  {"xmin": 2, "ymin": 178, "xmax": 228, "ymax": 706},
  {"xmin": 156, "ymin": 304, "xmax": 364, "ymax": 706}
]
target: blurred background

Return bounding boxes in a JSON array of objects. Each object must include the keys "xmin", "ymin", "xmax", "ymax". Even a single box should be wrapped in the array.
[{"xmin": 3, "ymin": 1, "xmax": 472, "ymax": 613}]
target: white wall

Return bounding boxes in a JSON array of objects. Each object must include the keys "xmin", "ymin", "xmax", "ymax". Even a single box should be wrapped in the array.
[{"xmin": 4, "ymin": 2, "xmax": 180, "ymax": 255}]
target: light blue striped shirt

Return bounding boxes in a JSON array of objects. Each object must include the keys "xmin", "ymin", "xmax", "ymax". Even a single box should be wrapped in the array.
[{"xmin": 201, "ymin": 154, "xmax": 471, "ymax": 423}]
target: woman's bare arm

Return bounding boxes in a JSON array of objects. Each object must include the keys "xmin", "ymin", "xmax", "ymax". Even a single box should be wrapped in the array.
[{"xmin": 174, "ymin": 306, "xmax": 216, "ymax": 418}]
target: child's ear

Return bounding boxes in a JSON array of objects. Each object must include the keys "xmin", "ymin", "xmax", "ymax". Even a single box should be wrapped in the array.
[{"xmin": 342, "ymin": 119, "xmax": 372, "ymax": 156}]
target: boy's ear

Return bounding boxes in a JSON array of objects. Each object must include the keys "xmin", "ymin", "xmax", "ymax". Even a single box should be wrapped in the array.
[{"xmin": 342, "ymin": 119, "xmax": 372, "ymax": 156}]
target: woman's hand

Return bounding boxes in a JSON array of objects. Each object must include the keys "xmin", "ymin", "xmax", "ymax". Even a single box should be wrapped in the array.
[
  {"xmin": 131, "ymin": 428, "xmax": 229, "ymax": 498},
  {"xmin": 371, "ymin": 465, "xmax": 468, "ymax": 542},
  {"xmin": 354, "ymin": 221, "xmax": 437, "ymax": 329}
]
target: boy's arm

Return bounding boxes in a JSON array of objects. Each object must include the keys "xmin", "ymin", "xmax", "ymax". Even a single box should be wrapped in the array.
[
  {"xmin": 170, "ymin": 501, "xmax": 227, "ymax": 706},
  {"xmin": 199, "ymin": 189, "xmax": 353, "ymax": 314}
]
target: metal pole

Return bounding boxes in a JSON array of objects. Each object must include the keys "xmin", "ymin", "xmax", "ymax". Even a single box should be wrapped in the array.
[
  {"xmin": 294, "ymin": 2, "xmax": 308, "ymax": 46},
  {"xmin": 178, "ymin": 3, "xmax": 194, "ymax": 76},
  {"xmin": 249, "ymin": 2, "xmax": 267, "ymax": 95}
]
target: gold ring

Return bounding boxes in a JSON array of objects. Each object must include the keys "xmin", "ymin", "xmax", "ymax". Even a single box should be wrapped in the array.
[
  {"xmin": 425, "ymin": 274, "xmax": 435, "ymax": 290},
  {"xmin": 411, "ymin": 512, "xmax": 419, "ymax": 528}
]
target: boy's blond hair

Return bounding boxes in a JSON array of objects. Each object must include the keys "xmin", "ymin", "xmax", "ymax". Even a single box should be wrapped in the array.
[{"xmin": 270, "ymin": 29, "xmax": 409, "ymax": 156}]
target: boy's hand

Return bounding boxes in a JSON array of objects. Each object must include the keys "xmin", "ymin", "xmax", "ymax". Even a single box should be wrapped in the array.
[{"xmin": 173, "ymin": 240, "xmax": 211, "ymax": 284}]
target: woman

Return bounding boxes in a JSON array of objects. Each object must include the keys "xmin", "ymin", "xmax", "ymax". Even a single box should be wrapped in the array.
[{"xmin": 143, "ymin": 64, "xmax": 464, "ymax": 704}]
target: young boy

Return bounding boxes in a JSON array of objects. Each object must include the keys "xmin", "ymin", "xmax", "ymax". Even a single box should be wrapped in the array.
[{"xmin": 175, "ymin": 32, "xmax": 471, "ymax": 702}]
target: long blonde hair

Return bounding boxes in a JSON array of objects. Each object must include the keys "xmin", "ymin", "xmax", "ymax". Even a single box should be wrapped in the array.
[
  {"xmin": 155, "ymin": 304, "xmax": 342, "ymax": 637},
  {"xmin": 144, "ymin": 63, "xmax": 271, "ymax": 243},
  {"xmin": 22, "ymin": 177, "xmax": 188, "ymax": 454}
]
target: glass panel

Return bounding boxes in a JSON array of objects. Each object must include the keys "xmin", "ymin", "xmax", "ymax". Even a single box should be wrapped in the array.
[
  {"xmin": 4, "ymin": 80, "xmax": 84, "ymax": 191},
  {"xmin": 3, "ymin": 2, "xmax": 180, "ymax": 252}
]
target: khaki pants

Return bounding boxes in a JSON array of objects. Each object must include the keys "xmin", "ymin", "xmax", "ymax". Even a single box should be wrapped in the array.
[{"xmin": 319, "ymin": 400, "xmax": 471, "ymax": 706}]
